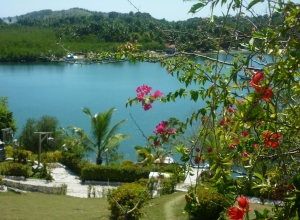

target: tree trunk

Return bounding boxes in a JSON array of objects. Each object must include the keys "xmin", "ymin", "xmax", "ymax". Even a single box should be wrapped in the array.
[{"xmin": 96, "ymin": 156, "xmax": 103, "ymax": 165}]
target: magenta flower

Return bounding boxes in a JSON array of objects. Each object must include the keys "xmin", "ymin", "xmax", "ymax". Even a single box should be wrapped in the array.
[
  {"xmin": 137, "ymin": 93, "xmax": 144, "ymax": 102},
  {"xmin": 207, "ymin": 147, "xmax": 213, "ymax": 153},
  {"xmin": 194, "ymin": 157, "xmax": 200, "ymax": 164},
  {"xmin": 233, "ymin": 138, "xmax": 239, "ymax": 144},
  {"xmin": 152, "ymin": 90, "xmax": 163, "ymax": 98},
  {"xmin": 195, "ymin": 148, "xmax": 200, "ymax": 152},
  {"xmin": 219, "ymin": 119, "xmax": 224, "ymax": 126},
  {"xmin": 242, "ymin": 152, "xmax": 249, "ymax": 157},
  {"xmin": 242, "ymin": 131, "xmax": 249, "ymax": 137},
  {"xmin": 230, "ymin": 144, "xmax": 236, "ymax": 149},
  {"xmin": 153, "ymin": 121, "xmax": 168, "ymax": 134},
  {"xmin": 154, "ymin": 140, "xmax": 160, "ymax": 147},
  {"xmin": 136, "ymin": 84, "xmax": 152, "ymax": 95},
  {"xmin": 166, "ymin": 128, "xmax": 176, "ymax": 134},
  {"xmin": 142, "ymin": 103, "xmax": 152, "ymax": 111},
  {"xmin": 228, "ymin": 108, "xmax": 234, "ymax": 113}
]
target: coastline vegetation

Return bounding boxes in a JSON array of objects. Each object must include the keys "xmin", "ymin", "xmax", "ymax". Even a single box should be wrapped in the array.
[{"xmin": 0, "ymin": 8, "xmax": 284, "ymax": 62}]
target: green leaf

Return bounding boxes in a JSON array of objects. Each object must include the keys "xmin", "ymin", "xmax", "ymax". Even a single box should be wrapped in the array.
[
  {"xmin": 189, "ymin": 3, "xmax": 205, "ymax": 14},
  {"xmin": 247, "ymin": 0, "xmax": 264, "ymax": 10},
  {"xmin": 254, "ymin": 172, "xmax": 264, "ymax": 182}
]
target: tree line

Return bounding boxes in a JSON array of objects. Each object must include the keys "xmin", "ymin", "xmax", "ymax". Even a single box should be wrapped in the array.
[{"xmin": 0, "ymin": 8, "xmax": 284, "ymax": 62}]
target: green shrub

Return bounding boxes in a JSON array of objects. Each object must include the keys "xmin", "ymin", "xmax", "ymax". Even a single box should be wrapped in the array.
[
  {"xmin": 39, "ymin": 163, "xmax": 53, "ymax": 180},
  {"xmin": 61, "ymin": 150, "xmax": 89, "ymax": 175},
  {"xmin": 41, "ymin": 150, "xmax": 63, "ymax": 163},
  {"xmin": 184, "ymin": 184, "xmax": 230, "ymax": 220},
  {"xmin": 80, "ymin": 165, "xmax": 150, "ymax": 182},
  {"xmin": 5, "ymin": 145, "xmax": 13, "ymax": 158},
  {"xmin": 1, "ymin": 162, "xmax": 30, "ymax": 178},
  {"xmin": 107, "ymin": 182, "xmax": 150, "ymax": 220},
  {"xmin": 12, "ymin": 149, "xmax": 32, "ymax": 164},
  {"xmin": 160, "ymin": 176, "xmax": 177, "ymax": 195}
]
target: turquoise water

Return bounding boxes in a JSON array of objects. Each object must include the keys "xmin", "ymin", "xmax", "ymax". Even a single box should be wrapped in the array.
[
  {"xmin": 0, "ymin": 53, "xmax": 257, "ymax": 161},
  {"xmin": 0, "ymin": 61, "xmax": 203, "ymax": 161}
]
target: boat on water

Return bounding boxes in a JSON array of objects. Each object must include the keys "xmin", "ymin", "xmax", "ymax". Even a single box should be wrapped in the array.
[
  {"xmin": 239, "ymin": 74, "xmax": 252, "ymax": 80},
  {"xmin": 63, "ymin": 53, "xmax": 77, "ymax": 62}
]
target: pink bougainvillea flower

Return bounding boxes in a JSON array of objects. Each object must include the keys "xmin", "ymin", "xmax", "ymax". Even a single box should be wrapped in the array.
[
  {"xmin": 233, "ymin": 138, "xmax": 239, "ymax": 144},
  {"xmin": 219, "ymin": 119, "xmax": 224, "ymax": 126},
  {"xmin": 207, "ymin": 147, "xmax": 213, "ymax": 153},
  {"xmin": 152, "ymin": 90, "xmax": 163, "ymax": 98},
  {"xmin": 136, "ymin": 84, "xmax": 152, "ymax": 95},
  {"xmin": 166, "ymin": 128, "xmax": 176, "ymax": 134},
  {"xmin": 194, "ymin": 157, "xmax": 200, "ymax": 164},
  {"xmin": 228, "ymin": 207, "xmax": 245, "ymax": 220},
  {"xmin": 226, "ymin": 118, "xmax": 231, "ymax": 123},
  {"xmin": 230, "ymin": 144, "xmax": 236, "ymax": 149},
  {"xmin": 242, "ymin": 152, "xmax": 249, "ymax": 157},
  {"xmin": 249, "ymin": 71, "xmax": 265, "ymax": 88},
  {"xmin": 242, "ymin": 131, "xmax": 249, "ymax": 137},
  {"xmin": 137, "ymin": 93, "xmax": 145, "ymax": 102},
  {"xmin": 153, "ymin": 140, "xmax": 160, "ymax": 147},
  {"xmin": 263, "ymin": 131, "xmax": 282, "ymax": 148},
  {"xmin": 228, "ymin": 108, "xmax": 234, "ymax": 113},
  {"xmin": 195, "ymin": 148, "xmax": 200, "ymax": 152},
  {"xmin": 254, "ymin": 144, "xmax": 259, "ymax": 149},
  {"xmin": 142, "ymin": 103, "xmax": 152, "ymax": 111},
  {"xmin": 238, "ymin": 196, "xmax": 251, "ymax": 211},
  {"xmin": 153, "ymin": 121, "xmax": 168, "ymax": 134}
]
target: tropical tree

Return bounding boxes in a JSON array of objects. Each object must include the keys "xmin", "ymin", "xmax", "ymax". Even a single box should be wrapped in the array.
[
  {"xmin": 133, "ymin": 145, "xmax": 165, "ymax": 165},
  {"xmin": 18, "ymin": 115, "xmax": 62, "ymax": 153},
  {"xmin": 0, "ymin": 96, "xmax": 18, "ymax": 136},
  {"xmin": 68, "ymin": 107, "xmax": 131, "ymax": 165}
]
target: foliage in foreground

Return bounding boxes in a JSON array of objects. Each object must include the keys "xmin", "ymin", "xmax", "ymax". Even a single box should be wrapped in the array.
[
  {"xmin": 119, "ymin": 0, "xmax": 300, "ymax": 219},
  {"xmin": 107, "ymin": 182, "xmax": 150, "ymax": 220}
]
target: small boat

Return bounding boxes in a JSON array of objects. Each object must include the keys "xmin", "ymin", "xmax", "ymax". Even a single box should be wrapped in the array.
[{"xmin": 239, "ymin": 74, "xmax": 251, "ymax": 80}]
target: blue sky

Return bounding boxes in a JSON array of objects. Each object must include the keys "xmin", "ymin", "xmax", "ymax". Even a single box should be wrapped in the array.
[{"xmin": 0, "ymin": 0, "xmax": 276, "ymax": 21}]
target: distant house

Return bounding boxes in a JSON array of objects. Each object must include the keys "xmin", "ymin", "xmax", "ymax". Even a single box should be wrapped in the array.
[{"xmin": 165, "ymin": 44, "xmax": 176, "ymax": 54}]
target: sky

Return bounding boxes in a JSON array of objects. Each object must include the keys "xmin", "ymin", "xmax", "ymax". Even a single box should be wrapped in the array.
[{"xmin": 0, "ymin": 0, "xmax": 276, "ymax": 21}]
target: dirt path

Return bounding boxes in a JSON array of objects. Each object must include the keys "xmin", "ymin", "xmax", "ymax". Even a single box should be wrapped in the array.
[{"xmin": 164, "ymin": 192, "xmax": 185, "ymax": 219}]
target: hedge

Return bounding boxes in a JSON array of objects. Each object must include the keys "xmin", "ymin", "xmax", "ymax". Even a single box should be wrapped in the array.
[{"xmin": 81, "ymin": 165, "xmax": 151, "ymax": 182}]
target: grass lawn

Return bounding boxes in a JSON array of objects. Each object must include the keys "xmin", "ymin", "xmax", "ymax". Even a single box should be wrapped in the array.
[
  {"xmin": 0, "ymin": 191, "xmax": 110, "ymax": 220},
  {"xmin": 0, "ymin": 190, "xmax": 274, "ymax": 220}
]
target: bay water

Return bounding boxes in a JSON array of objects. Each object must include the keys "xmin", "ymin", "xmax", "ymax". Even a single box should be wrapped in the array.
[{"xmin": 0, "ymin": 53, "xmax": 252, "ymax": 162}]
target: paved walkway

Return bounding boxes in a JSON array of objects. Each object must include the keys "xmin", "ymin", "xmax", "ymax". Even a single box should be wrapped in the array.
[{"xmin": 2, "ymin": 163, "xmax": 117, "ymax": 198}]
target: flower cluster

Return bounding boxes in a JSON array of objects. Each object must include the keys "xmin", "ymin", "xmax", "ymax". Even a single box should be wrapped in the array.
[
  {"xmin": 249, "ymin": 71, "xmax": 273, "ymax": 102},
  {"xmin": 228, "ymin": 196, "xmax": 251, "ymax": 220},
  {"xmin": 152, "ymin": 121, "xmax": 176, "ymax": 146},
  {"xmin": 136, "ymin": 85, "xmax": 163, "ymax": 111},
  {"xmin": 263, "ymin": 131, "xmax": 282, "ymax": 148}
]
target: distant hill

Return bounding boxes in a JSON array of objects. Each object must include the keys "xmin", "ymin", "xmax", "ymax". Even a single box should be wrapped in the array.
[{"xmin": 2, "ymin": 8, "xmax": 110, "ymax": 23}]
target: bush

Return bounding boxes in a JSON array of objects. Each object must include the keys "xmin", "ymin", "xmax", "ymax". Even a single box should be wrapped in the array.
[
  {"xmin": 160, "ymin": 176, "xmax": 177, "ymax": 195},
  {"xmin": 80, "ymin": 165, "xmax": 150, "ymax": 182},
  {"xmin": 184, "ymin": 184, "xmax": 231, "ymax": 220},
  {"xmin": 41, "ymin": 150, "xmax": 63, "ymax": 163},
  {"xmin": 61, "ymin": 150, "xmax": 89, "ymax": 175},
  {"xmin": 1, "ymin": 162, "xmax": 30, "ymax": 178},
  {"xmin": 107, "ymin": 182, "xmax": 150, "ymax": 220},
  {"xmin": 12, "ymin": 149, "xmax": 32, "ymax": 164},
  {"xmin": 5, "ymin": 145, "xmax": 13, "ymax": 158}
]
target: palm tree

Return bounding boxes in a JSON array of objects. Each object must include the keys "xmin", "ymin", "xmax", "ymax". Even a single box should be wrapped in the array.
[
  {"xmin": 68, "ymin": 107, "xmax": 131, "ymax": 165},
  {"xmin": 133, "ymin": 145, "xmax": 164, "ymax": 166}
]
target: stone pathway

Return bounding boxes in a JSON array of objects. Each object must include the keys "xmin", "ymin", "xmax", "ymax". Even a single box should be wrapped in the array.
[{"xmin": 2, "ymin": 163, "xmax": 117, "ymax": 198}]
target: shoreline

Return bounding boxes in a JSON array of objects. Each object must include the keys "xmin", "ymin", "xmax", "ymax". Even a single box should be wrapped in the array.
[{"xmin": 0, "ymin": 49, "xmax": 251, "ymax": 64}]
